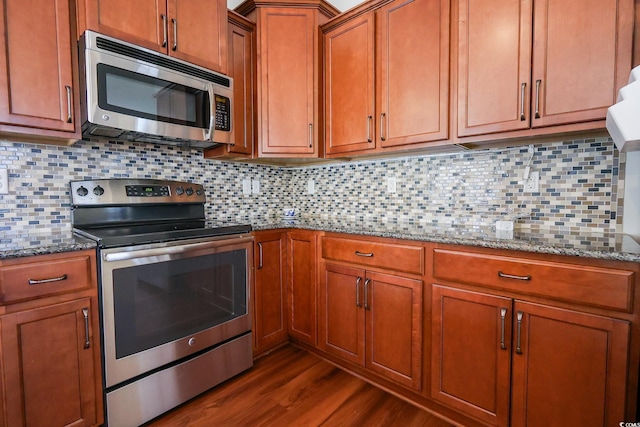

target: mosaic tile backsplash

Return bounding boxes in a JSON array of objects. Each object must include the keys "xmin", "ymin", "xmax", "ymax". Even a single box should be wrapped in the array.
[{"xmin": 0, "ymin": 134, "xmax": 621, "ymax": 239}]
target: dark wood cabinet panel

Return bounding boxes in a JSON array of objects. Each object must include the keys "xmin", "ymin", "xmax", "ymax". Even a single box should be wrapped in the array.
[
  {"xmin": 79, "ymin": 0, "xmax": 227, "ymax": 72},
  {"xmin": 288, "ymin": 231, "xmax": 318, "ymax": 345},
  {"xmin": 510, "ymin": 301, "xmax": 629, "ymax": 427},
  {"xmin": 0, "ymin": 0, "xmax": 80, "ymax": 139},
  {"xmin": 431, "ymin": 285, "xmax": 512, "ymax": 426},
  {"xmin": 324, "ymin": 12, "xmax": 375, "ymax": 155},
  {"xmin": 1, "ymin": 298, "xmax": 101, "ymax": 427},
  {"xmin": 253, "ymin": 231, "xmax": 288, "ymax": 355}
]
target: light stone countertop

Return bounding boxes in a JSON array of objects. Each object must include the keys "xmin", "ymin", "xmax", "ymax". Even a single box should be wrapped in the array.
[{"xmin": 2, "ymin": 218, "xmax": 640, "ymax": 263}]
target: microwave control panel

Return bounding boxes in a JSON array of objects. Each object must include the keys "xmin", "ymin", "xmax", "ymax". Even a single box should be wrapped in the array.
[{"xmin": 214, "ymin": 95, "xmax": 231, "ymax": 131}]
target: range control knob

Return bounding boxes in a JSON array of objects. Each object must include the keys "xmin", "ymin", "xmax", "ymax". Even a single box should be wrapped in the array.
[
  {"xmin": 76, "ymin": 186, "xmax": 88, "ymax": 196},
  {"xmin": 196, "ymin": 188, "xmax": 203, "ymax": 195},
  {"xmin": 93, "ymin": 185, "xmax": 104, "ymax": 196},
  {"xmin": 185, "ymin": 187, "xmax": 194, "ymax": 196},
  {"xmin": 175, "ymin": 186, "xmax": 184, "ymax": 195}
]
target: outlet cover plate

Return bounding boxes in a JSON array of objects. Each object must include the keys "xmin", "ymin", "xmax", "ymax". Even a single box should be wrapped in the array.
[
  {"xmin": 524, "ymin": 171, "xmax": 539, "ymax": 192},
  {"xmin": 0, "ymin": 169, "xmax": 7, "ymax": 195}
]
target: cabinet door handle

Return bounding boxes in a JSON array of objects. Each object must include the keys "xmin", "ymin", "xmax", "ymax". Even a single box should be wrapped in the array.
[
  {"xmin": 363, "ymin": 278, "xmax": 371, "ymax": 310},
  {"xmin": 28, "ymin": 274, "xmax": 67, "ymax": 285},
  {"xmin": 82, "ymin": 308, "xmax": 90, "ymax": 349},
  {"xmin": 520, "ymin": 82, "xmax": 526, "ymax": 121},
  {"xmin": 355, "ymin": 251, "xmax": 373, "ymax": 257},
  {"xmin": 534, "ymin": 79, "xmax": 541, "ymax": 119},
  {"xmin": 65, "ymin": 86, "xmax": 73, "ymax": 123},
  {"xmin": 366, "ymin": 116, "xmax": 373, "ymax": 143},
  {"xmin": 356, "ymin": 276, "xmax": 362, "ymax": 307},
  {"xmin": 516, "ymin": 311, "xmax": 523, "ymax": 354},
  {"xmin": 309, "ymin": 123, "xmax": 313, "ymax": 148},
  {"xmin": 380, "ymin": 113, "xmax": 386, "ymax": 141},
  {"xmin": 161, "ymin": 14, "xmax": 168, "ymax": 47},
  {"xmin": 498, "ymin": 271, "xmax": 531, "ymax": 281},
  {"xmin": 171, "ymin": 18, "xmax": 177, "ymax": 51},
  {"xmin": 257, "ymin": 242, "xmax": 263, "ymax": 269},
  {"xmin": 500, "ymin": 308, "xmax": 507, "ymax": 350}
]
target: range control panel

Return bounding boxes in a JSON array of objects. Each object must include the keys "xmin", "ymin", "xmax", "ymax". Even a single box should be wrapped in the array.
[{"xmin": 70, "ymin": 179, "xmax": 206, "ymax": 206}]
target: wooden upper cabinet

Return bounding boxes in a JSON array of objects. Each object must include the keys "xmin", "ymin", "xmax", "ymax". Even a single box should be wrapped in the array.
[
  {"xmin": 530, "ymin": 0, "xmax": 633, "ymax": 128},
  {"xmin": 78, "ymin": 0, "xmax": 227, "ymax": 73},
  {"xmin": 324, "ymin": 12, "xmax": 375, "ymax": 155},
  {"xmin": 457, "ymin": 0, "xmax": 634, "ymax": 138},
  {"xmin": 457, "ymin": 0, "xmax": 532, "ymax": 137},
  {"xmin": 205, "ymin": 11, "xmax": 255, "ymax": 159},
  {"xmin": 376, "ymin": 0, "xmax": 449, "ymax": 148},
  {"xmin": 0, "ymin": 0, "xmax": 80, "ymax": 140},
  {"xmin": 237, "ymin": 0, "xmax": 338, "ymax": 158},
  {"xmin": 324, "ymin": 0, "xmax": 449, "ymax": 156}
]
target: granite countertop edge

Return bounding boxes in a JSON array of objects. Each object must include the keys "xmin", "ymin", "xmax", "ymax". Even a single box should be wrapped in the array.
[{"xmin": 2, "ymin": 219, "xmax": 640, "ymax": 263}]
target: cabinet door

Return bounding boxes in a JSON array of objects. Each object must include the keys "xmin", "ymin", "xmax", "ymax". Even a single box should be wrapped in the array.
[
  {"xmin": 288, "ymin": 231, "xmax": 318, "ymax": 345},
  {"xmin": 0, "ymin": 0, "xmax": 78, "ymax": 135},
  {"xmin": 511, "ymin": 301, "xmax": 630, "ymax": 427},
  {"xmin": 0, "ymin": 298, "xmax": 100, "ymax": 427},
  {"xmin": 257, "ymin": 8, "xmax": 316, "ymax": 156},
  {"xmin": 82, "ymin": 0, "xmax": 166, "ymax": 53},
  {"xmin": 366, "ymin": 271, "xmax": 422, "ymax": 390},
  {"xmin": 324, "ymin": 12, "xmax": 375, "ymax": 155},
  {"xmin": 228, "ymin": 14, "xmax": 254, "ymax": 156},
  {"xmin": 168, "ymin": 0, "xmax": 227, "ymax": 73},
  {"xmin": 253, "ymin": 232, "xmax": 288, "ymax": 355},
  {"xmin": 431, "ymin": 285, "xmax": 512, "ymax": 427},
  {"xmin": 530, "ymin": 0, "xmax": 633, "ymax": 128},
  {"xmin": 457, "ymin": 0, "xmax": 533, "ymax": 137},
  {"xmin": 376, "ymin": 0, "xmax": 449, "ymax": 148},
  {"xmin": 318, "ymin": 263, "xmax": 366, "ymax": 366}
]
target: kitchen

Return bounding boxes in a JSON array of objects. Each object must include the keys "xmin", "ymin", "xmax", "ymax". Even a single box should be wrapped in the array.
[{"xmin": 0, "ymin": 0, "xmax": 639, "ymax": 426}]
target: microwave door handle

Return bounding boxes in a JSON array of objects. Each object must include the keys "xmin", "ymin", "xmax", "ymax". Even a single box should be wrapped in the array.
[{"xmin": 204, "ymin": 84, "xmax": 215, "ymax": 141}]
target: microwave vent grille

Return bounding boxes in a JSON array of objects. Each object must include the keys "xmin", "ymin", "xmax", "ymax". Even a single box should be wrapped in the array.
[{"xmin": 95, "ymin": 37, "xmax": 231, "ymax": 88}]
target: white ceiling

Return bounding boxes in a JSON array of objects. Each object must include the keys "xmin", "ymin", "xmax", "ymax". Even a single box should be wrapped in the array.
[{"xmin": 227, "ymin": 0, "xmax": 362, "ymax": 12}]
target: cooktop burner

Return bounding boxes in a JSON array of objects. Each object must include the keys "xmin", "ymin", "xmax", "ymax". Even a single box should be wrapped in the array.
[{"xmin": 70, "ymin": 179, "xmax": 252, "ymax": 248}]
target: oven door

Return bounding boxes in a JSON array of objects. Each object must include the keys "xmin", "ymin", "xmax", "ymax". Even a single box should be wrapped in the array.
[{"xmin": 99, "ymin": 235, "xmax": 252, "ymax": 388}]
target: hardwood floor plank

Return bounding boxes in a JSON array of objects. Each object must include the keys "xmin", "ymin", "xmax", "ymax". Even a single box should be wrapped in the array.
[{"xmin": 147, "ymin": 346, "xmax": 453, "ymax": 427}]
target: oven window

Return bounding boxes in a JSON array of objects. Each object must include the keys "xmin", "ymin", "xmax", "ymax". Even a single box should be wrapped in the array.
[
  {"xmin": 97, "ymin": 64, "xmax": 209, "ymax": 128},
  {"xmin": 112, "ymin": 249, "xmax": 247, "ymax": 359}
]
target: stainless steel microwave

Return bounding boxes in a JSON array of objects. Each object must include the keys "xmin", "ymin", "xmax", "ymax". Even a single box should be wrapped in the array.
[{"xmin": 79, "ymin": 30, "xmax": 233, "ymax": 149}]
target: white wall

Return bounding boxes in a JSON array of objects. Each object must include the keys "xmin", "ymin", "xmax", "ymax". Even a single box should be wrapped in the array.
[
  {"xmin": 227, "ymin": 0, "xmax": 362, "ymax": 12},
  {"xmin": 624, "ymin": 151, "xmax": 640, "ymax": 236}
]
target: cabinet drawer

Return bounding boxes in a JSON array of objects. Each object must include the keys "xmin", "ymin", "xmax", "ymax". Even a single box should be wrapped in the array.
[
  {"xmin": 322, "ymin": 237, "xmax": 424, "ymax": 275},
  {"xmin": 433, "ymin": 248, "xmax": 634, "ymax": 312},
  {"xmin": 0, "ymin": 252, "xmax": 95, "ymax": 304}
]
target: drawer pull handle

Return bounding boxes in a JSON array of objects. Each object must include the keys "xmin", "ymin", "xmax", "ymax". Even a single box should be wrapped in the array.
[
  {"xmin": 82, "ymin": 308, "xmax": 90, "ymax": 349},
  {"xmin": 498, "ymin": 271, "xmax": 531, "ymax": 281},
  {"xmin": 355, "ymin": 251, "xmax": 373, "ymax": 257},
  {"xmin": 28, "ymin": 274, "xmax": 68, "ymax": 285},
  {"xmin": 500, "ymin": 308, "xmax": 507, "ymax": 350},
  {"xmin": 356, "ymin": 277, "xmax": 362, "ymax": 307},
  {"xmin": 364, "ymin": 278, "xmax": 371, "ymax": 310},
  {"xmin": 516, "ymin": 311, "xmax": 524, "ymax": 354}
]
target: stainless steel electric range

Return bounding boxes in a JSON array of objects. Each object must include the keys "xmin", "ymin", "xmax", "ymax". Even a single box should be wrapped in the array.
[{"xmin": 70, "ymin": 178, "xmax": 253, "ymax": 427}]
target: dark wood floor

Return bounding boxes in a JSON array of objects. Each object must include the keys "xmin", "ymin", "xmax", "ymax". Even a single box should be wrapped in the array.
[{"xmin": 148, "ymin": 345, "xmax": 454, "ymax": 426}]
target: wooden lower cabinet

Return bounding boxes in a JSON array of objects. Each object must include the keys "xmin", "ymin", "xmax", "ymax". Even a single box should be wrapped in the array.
[
  {"xmin": 0, "ymin": 249, "xmax": 102, "ymax": 427},
  {"xmin": 287, "ymin": 230, "xmax": 318, "ymax": 345},
  {"xmin": 431, "ymin": 284, "xmax": 630, "ymax": 427},
  {"xmin": 319, "ymin": 262, "xmax": 423, "ymax": 391},
  {"xmin": 252, "ymin": 231, "xmax": 288, "ymax": 356}
]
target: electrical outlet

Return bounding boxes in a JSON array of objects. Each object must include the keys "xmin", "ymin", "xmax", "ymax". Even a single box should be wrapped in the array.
[
  {"xmin": 0, "ymin": 169, "xmax": 8, "ymax": 195},
  {"xmin": 242, "ymin": 179, "xmax": 251, "ymax": 196},
  {"xmin": 251, "ymin": 179, "xmax": 260, "ymax": 194},
  {"xmin": 307, "ymin": 179, "xmax": 315, "ymax": 194},
  {"xmin": 524, "ymin": 171, "xmax": 539, "ymax": 192},
  {"xmin": 387, "ymin": 176, "xmax": 397, "ymax": 193}
]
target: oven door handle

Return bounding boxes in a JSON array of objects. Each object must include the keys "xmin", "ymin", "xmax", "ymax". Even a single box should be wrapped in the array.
[{"xmin": 103, "ymin": 236, "xmax": 252, "ymax": 262}]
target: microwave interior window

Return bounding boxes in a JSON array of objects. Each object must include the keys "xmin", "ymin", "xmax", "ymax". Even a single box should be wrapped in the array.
[{"xmin": 97, "ymin": 64, "xmax": 209, "ymax": 128}]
